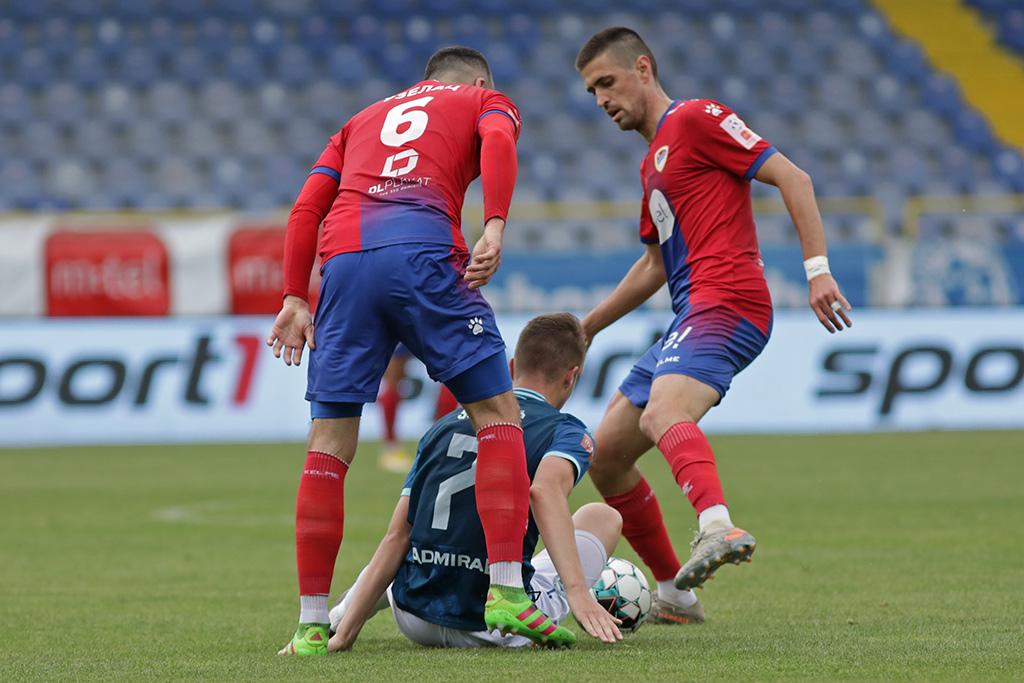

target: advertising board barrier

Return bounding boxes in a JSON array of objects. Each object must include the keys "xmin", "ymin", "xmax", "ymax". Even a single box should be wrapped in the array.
[{"xmin": 1, "ymin": 308, "xmax": 1021, "ymax": 446}]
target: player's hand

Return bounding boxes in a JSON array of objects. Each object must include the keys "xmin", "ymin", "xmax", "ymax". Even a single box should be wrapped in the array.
[
  {"xmin": 266, "ymin": 295, "xmax": 316, "ymax": 366},
  {"xmin": 809, "ymin": 273, "xmax": 852, "ymax": 333},
  {"xmin": 465, "ymin": 218, "xmax": 505, "ymax": 289},
  {"xmin": 328, "ymin": 631, "xmax": 353, "ymax": 652},
  {"xmin": 567, "ymin": 587, "xmax": 623, "ymax": 644}
]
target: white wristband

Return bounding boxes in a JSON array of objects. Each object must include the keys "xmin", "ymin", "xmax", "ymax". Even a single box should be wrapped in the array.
[{"xmin": 803, "ymin": 255, "xmax": 830, "ymax": 281}]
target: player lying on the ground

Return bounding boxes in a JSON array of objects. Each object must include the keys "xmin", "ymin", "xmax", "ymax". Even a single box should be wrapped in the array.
[
  {"xmin": 573, "ymin": 27, "xmax": 852, "ymax": 614},
  {"xmin": 327, "ymin": 314, "xmax": 633, "ymax": 650}
]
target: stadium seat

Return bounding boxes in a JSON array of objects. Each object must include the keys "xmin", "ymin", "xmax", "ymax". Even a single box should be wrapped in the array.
[{"xmin": 0, "ymin": 0, "xmax": 1014, "ymax": 240}]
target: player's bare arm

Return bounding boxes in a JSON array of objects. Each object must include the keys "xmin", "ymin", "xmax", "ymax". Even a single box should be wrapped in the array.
[
  {"xmin": 328, "ymin": 498, "xmax": 412, "ymax": 652},
  {"xmin": 530, "ymin": 457, "xmax": 623, "ymax": 644},
  {"xmin": 755, "ymin": 153, "xmax": 852, "ymax": 333},
  {"xmin": 581, "ymin": 243, "xmax": 665, "ymax": 344}
]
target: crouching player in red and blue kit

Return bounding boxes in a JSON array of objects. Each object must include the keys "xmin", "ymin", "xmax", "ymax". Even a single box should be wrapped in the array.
[
  {"xmin": 574, "ymin": 28, "xmax": 854, "ymax": 621},
  {"xmin": 267, "ymin": 47, "xmax": 562, "ymax": 653}
]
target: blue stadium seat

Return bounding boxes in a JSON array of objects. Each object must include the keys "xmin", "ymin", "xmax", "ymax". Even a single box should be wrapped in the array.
[
  {"xmin": 15, "ymin": 49, "xmax": 54, "ymax": 91},
  {"xmin": 94, "ymin": 19, "xmax": 128, "ymax": 59},
  {"xmin": 67, "ymin": 49, "xmax": 107, "ymax": 90},
  {"xmin": 274, "ymin": 46, "xmax": 317, "ymax": 87},
  {"xmin": 0, "ymin": 84, "xmax": 33, "ymax": 126},
  {"xmin": 197, "ymin": 82, "xmax": 248, "ymax": 124},
  {"xmin": 883, "ymin": 39, "xmax": 931, "ymax": 82},
  {"xmin": 225, "ymin": 48, "xmax": 265, "ymax": 88},
  {"xmin": 117, "ymin": 48, "xmax": 161, "ymax": 89},
  {"xmin": 953, "ymin": 110, "xmax": 998, "ymax": 155},
  {"xmin": 97, "ymin": 84, "xmax": 141, "ymax": 126},
  {"xmin": 171, "ymin": 48, "xmax": 210, "ymax": 88},
  {"xmin": 144, "ymin": 18, "xmax": 183, "ymax": 58}
]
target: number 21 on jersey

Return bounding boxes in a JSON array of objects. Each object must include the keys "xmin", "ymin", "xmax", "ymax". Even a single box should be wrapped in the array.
[{"xmin": 380, "ymin": 96, "xmax": 433, "ymax": 178}]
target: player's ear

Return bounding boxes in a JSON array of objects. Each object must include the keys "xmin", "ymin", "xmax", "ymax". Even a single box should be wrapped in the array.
[
  {"xmin": 636, "ymin": 55, "xmax": 653, "ymax": 83},
  {"xmin": 473, "ymin": 75, "xmax": 489, "ymax": 89},
  {"xmin": 509, "ymin": 357, "xmax": 516, "ymax": 379}
]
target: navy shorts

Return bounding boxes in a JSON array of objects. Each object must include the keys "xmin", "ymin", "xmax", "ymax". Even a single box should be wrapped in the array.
[
  {"xmin": 306, "ymin": 244, "xmax": 511, "ymax": 406},
  {"xmin": 619, "ymin": 303, "xmax": 771, "ymax": 408}
]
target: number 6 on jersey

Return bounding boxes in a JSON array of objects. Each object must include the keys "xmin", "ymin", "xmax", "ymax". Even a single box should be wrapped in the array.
[{"xmin": 380, "ymin": 96, "xmax": 433, "ymax": 178}]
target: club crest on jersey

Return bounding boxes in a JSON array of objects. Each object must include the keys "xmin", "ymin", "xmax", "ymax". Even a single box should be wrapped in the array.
[
  {"xmin": 654, "ymin": 145, "xmax": 669, "ymax": 172},
  {"xmin": 580, "ymin": 433, "xmax": 595, "ymax": 455}
]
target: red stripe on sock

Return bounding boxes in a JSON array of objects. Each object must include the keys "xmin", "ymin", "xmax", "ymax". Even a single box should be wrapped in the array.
[
  {"xmin": 604, "ymin": 477, "xmax": 682, "ymax": 582},
  {"xmin": 657, "ymin": 422, "xmax": 726, "ymax": 514},
  {"xmin": 475, "ymin": 423, "xmax": 530, "ymax": 563},
  {"xmin": 296, "ymin": 450, "xmax": 348, "ymax": 596}
]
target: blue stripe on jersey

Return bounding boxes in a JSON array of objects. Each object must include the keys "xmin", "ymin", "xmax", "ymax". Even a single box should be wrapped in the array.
[
  {"xmin": 309, "ymin": 165, "xmax": 341, "ymax": 182},
  {"xmin": 478, "ymin": 108, "xmax": 518, "ymax": 129},
  {"xmin": 656, "ymin": 100, "xmax": 682, "ymax": 133},
  {"xmin": 744, "ymin": 145, "xmax": 777, "ymax": 181}
]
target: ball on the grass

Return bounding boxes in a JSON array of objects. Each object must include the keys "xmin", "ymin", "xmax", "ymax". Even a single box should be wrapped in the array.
[{"xmin": 590, "ymin": 556, "xmax": 652, "ymax": 632}]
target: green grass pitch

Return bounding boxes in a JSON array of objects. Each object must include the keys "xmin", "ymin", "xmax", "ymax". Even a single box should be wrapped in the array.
[{"xmin": 2, "ymin": 432, "xmax": 1023, "ymax": 681}]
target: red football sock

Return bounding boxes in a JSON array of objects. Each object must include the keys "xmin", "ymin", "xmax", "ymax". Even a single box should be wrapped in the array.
[
  {"xmin": 434, "ymin": 384, "xmax": 458, "ymax": 420},
  {"xmin": 296, "ymin": 450, "xmax": 348, "ymax": 596},
  {"xmin": 604, "ymin": 477, "xmax": 682, "ymax": 582},
  {"xmin": 657, "ymin": 422, "xmax": 726, "ymax": 515},
  {"xmin": 475, "ymin": 423, "xmax": 530, "ymax": 564},
  {"xmin": 379, "ymin": 382, "xmax": 401, "ymax": 444}
]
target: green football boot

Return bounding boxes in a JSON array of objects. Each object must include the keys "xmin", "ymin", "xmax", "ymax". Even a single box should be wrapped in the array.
[
  {"xmin": 277, "ymin": 623, "xmax": 329, "ymax": 656},
  {"xmin": 484, "ymin": 585, "xmax": 576, "ymax": 648}
]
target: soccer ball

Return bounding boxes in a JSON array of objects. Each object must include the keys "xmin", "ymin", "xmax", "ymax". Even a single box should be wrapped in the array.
[{"xmin": 591, "ymin": 557, "xmax": 652, "ymax": 632}]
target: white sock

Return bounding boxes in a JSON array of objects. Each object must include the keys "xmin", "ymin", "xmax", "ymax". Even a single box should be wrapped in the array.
[
  {"xmin": 656, "ymin": 580, "xmax": 699, "ymax": 607},
  {"xmin": 299, "ymin": 594, "xmax": 330, "ymax": 625},
  {"xmin": 698, "ymin": 504, "xmax": 733, "ymax": 532},
  {"xmin": 489, "ymin": 561, "xmax": 524, "ymax": 588}
]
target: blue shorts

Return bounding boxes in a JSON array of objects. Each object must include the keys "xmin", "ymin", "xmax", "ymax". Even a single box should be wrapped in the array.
[
  {"xmin": 306, "ymin": 244, "xmax": 511, "ymax": 407},
  {"xmin": 619, "ymin": 304, "xmax": 771, "ymax": 408}
]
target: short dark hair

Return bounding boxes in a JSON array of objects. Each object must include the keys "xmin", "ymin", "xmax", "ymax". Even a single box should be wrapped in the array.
[
  {"xmin": 424, "ymin": 46, "xmax": 492, "ymax": 83},
  {"xmin": 514, "ymin": 313, "xmax": 587, "ymax": 381},
  {"xmin": 575, "ymin": 26, "xmax": 658, "ymax": 78}
]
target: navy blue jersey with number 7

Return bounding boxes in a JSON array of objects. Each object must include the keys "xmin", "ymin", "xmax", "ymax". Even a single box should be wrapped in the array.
[{"xmin": 390, "ymin": 388, "xmax": 594, "ymax": 631}]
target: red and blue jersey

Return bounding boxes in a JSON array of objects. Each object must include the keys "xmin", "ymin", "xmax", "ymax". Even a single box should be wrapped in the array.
[
  {"xmin": 639, "ymin": 99, "xmax": 776, "ymax": 334},
  {"xmin": 309, "ymin": 81, "xmax": 521, "ymax": 261}
]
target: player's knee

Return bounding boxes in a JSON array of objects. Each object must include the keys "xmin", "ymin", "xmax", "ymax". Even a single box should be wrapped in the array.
[
  {"xmin": 573, "ymin": 503, "xmax": 622, "ymax": 553},
  {"xmin": 587, "ymin": 449, "xmax": 623, "ymax": 493},
  {"xmin": 637, "ymin": 404, "xmax": 665, "ymax": 443}
]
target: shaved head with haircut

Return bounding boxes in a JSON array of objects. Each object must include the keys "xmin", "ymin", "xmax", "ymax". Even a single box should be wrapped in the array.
[
  {"xmin": 575, "ymin": 26, "xmax": 658, "ymax": 79},
  {"xmin": 424, "ymin": 46, "xmax": 494, "ymax": 88}
]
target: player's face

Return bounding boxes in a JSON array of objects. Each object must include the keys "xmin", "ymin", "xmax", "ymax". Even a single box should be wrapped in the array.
[{"xmin": 581, "ymin": 51, "xmax": 647, "ymax": 131}]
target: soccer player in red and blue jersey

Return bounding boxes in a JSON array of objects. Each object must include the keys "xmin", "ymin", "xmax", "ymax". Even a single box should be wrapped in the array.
[
  {"xmin": 267, "ymin": 47, "xmax": 566, "ymax": 653},
  {"xmin": 574, "ymin": 28, "xmax": 853, "ymax": 622}
]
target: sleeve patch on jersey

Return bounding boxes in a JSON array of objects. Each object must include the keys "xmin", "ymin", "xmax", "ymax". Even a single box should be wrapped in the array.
[
  {"xmin": 720, "ymin": 113, "xmax": 762, "ymax": 150},
  {"xmin": 580, "ymin": 432, "xmax": 595, "ymax": 455}
]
